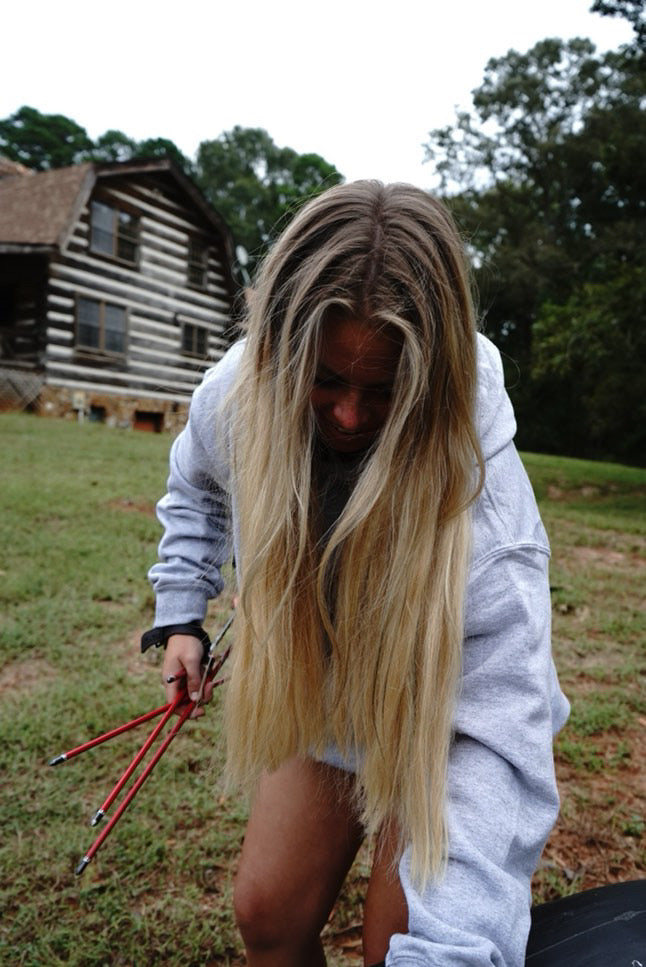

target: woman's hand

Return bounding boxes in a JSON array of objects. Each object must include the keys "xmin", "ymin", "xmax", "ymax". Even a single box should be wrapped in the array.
[{"xmin": 162, "ymin": 634, "xmax": 213, "ymax": 719}]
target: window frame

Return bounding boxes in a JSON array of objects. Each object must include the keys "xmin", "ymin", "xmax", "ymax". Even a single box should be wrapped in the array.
[
  {"xmin": 75, "ymin": 295, "xmax": 128, "ymax": 359},
  {"xmin": 187, "ymin": 236, "xmax": 209, "ymax": 289},
  {"xmin": 181, "ymin": 320, "xmax": 209, "ymax": 359},
  {"xmin": 89, "ymin": 198, "xmax": 140, "ymax": 266}
]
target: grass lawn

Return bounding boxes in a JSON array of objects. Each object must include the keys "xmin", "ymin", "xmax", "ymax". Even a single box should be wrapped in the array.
[{"xmin": 0, "ymin": 412, "xmax": 644, "ymax": 965}]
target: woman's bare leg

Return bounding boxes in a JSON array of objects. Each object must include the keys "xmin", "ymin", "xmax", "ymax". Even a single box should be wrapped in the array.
[
  {"xmin": 362, "ymin": 820, "xmax": 408, "ymax": 966},
  {"xmin": 233, "ymin": 757, "xmax": 364, "ymax": 967}
]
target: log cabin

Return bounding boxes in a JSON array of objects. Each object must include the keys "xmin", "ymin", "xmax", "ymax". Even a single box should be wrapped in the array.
[{"xmin": 0, "ymin": 158, "xmax": 238, "ymax": 431}]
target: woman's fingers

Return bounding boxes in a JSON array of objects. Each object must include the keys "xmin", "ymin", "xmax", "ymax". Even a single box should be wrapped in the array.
[{"xmin": 163, "ymin": 634, "xmax": 205, "ymax": 714}]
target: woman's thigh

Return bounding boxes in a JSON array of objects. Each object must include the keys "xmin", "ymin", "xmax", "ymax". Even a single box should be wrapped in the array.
[{"xmin": 233, "ymin": 757, "xmax": 364, "ymax": 946}]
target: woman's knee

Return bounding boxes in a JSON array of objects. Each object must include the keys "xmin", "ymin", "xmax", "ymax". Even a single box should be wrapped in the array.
[
  {"xmin": 233, "ymin": 873, "xmax": 283, "ymax": 949},
  {"xmin": 233, "ymin": 867, "xmax": 320, "ymax": 951},
  {"xmin": 233, "ymin": 759, "xmax": 361, "ymax": 950}
]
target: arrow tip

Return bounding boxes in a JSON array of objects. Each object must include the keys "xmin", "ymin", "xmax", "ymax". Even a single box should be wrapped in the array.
[{"xmin": 90, "ymin": 809, "xmax": 104, "ymax": 827}]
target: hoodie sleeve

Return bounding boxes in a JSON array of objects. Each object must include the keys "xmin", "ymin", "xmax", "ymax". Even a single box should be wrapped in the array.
[
  {"xmin": 147, "ymin": 341, "xmax": 244, "ymax": 627},
  {"xmin": 387, "ymin": 336, "xmax": 569, "ymax": 966},
  {"xmin": 389, "ymin": 543, "xmax": 569, "ymax": 966}
]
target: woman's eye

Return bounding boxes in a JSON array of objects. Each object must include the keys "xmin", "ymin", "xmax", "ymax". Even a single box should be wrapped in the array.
[
  {"xmin": 314, "ymin": 375, "xmax": 338, "ymax": 388},
  {"xmin": 370, "ymin": 386, "xmax": 393, "ymax": 401}
]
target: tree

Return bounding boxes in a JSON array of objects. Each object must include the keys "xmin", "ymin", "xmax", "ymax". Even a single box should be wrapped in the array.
[
  {"xmin": 130, "ymin": 137, "xmax": 195, "ymax": 176},
  {"xmin": 591, "ymin": 0, "xmax": 646, "ymax": 46},
  {"xmin": 423, "ymin": 32, "xmax": 645, "ymax": 463},
  {"xmin": 530, "ymin": 264, "xmax": 646, "ymax": 462},
  {"xmin": 195, "ymin": 126, "xmax": 343, "ymax": 267},
  {"xmin": 0, "ymin": 108, "xmax": 194, "ymax": 176},
  {"xmin": 90, "ymin": 130, "xmax": 138, "ymax": 163},
  {"xmin": 428, "ymin": 38, "xmax": 611, "ymax": 191},
  {"xmin": 426, "ymin": 39, "xmax": 624, "ymax": 362},
  {"xmin": 0, "ymin": 106, "xmax": 93, "ymax": 170},
  {"xmin": 88, "ymin": 133, "xmax": 193, "ymax": 174}
]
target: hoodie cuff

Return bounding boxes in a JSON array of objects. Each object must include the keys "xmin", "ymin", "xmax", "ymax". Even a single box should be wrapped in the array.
[{"xmin": 140, "ymin": 623, "xmax": 211, "ymax": 657}]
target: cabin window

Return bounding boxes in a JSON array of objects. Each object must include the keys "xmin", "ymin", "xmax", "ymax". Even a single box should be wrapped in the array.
[
  {"xmin": 188, "ymin": 237, "xmax": 208, "ymax": 288},
  {"xmin": 0, "ymin": 285, "xmax": 16, "ymax": 326},
  {"xmin": 90, "ymin": 200, "xmax": 139, "ymax": 264},
  {"xmin": 181, "ymin": 322, "xmax": 208, "ymax": 358},
  {"xmin": 76, "ymin": 297, "xmax": 127, "ymax": 356}
]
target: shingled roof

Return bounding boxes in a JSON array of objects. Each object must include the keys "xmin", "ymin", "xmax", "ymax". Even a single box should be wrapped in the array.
[
  {"xmin": 0, "ymin": 158, "xmax": 33, "ymax": 178},
  {"xmin": 0, "ymin": 162, "xmax": 94, "ymax": 247},
  {"xmin": 0, "ymin": 160, "xmax": 234, "ymax": 273}
]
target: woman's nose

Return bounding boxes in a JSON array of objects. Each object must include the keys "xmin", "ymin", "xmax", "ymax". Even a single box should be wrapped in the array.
[{"xmin": 332, "ymin": 389, "xmax": 366, "ymax": 430}]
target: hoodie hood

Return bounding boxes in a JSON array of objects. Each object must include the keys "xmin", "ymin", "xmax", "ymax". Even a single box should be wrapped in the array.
[{"xmin": 475, "ymin": 333, "xmax": 517, "ymax": 461}]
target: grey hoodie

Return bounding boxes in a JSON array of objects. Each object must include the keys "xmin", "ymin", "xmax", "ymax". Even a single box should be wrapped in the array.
[{"xmin": 148, "ymin": 334, "xmax": 569, "ymax": 966}]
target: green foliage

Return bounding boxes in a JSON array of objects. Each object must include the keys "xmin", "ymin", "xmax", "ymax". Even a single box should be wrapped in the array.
[
  {"xmin": 87, "ymin": 131, "xmax": 196, "ymax": 175},
  {"xmin": 0, "ymin": 105, "xmax": 94, "ymax": 170},
  {"xmin": 195, "ymin": 126, "xmax": 344, "ymax": 267},
  {"xmin": 0, "ymin": 106, "xmax": 195, "ymax": 176},
  {"xmin": 425, "ymin": 27, "xmax": 646, "ymax": 465},
  {"xmin": 556, "ymin": 737, "xmax": 605, "ymax": 772},
  {"xmin": 567, "ymin": 692, "xmax": 634, "ymax": 736},
  {"xmin": 591, "ymin": 0, "xmax": 646, "ymax": 44},
  {"xmin": 531, "ymin": 267, "xmax": 646, "ymax": 462},
  {"xmin": 131, "ymin": 136, "xmax": 196, "ymax": 176},
  {"xmin": 428, "ymin": 38, "xmax": 607, "ymax": 190},
  {"xmin": 621, "ymin": 813, "xmax": 645, "ymax": 838},
  {"xmin": 90, "ymin": 128, "xmax": 137, "ymax": 163}
]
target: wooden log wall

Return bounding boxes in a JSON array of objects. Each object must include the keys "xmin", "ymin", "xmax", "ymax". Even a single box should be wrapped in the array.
[{"xmin": 44, "ymin": 173, "xmax": 234, "ymax": 406}]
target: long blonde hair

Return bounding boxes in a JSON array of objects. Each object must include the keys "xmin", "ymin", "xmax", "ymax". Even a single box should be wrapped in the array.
[{"xmin": 224, "ymin": 181, "xmax": 484, "ymax": 886}]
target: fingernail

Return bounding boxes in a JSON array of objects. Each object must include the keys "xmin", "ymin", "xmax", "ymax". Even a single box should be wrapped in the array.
[{"xmin": 190, "ymin": 692, "xmax": 199, "ymax": 701}]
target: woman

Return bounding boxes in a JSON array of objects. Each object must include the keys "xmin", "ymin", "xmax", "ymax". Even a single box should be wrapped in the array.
[{"xmin": 142, "ymin": 181, "xmax": 569, "ymax": 966}]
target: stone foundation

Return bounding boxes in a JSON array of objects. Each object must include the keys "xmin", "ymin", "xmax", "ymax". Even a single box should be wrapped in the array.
[{"xmin": 35, "ymin": 384, "xmax": 190, "ymax": 433}]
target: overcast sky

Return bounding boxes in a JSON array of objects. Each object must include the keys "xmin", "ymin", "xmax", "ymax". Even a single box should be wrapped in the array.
[{"xmin": 2, "ymin": 0, "xmax": 633, "ymax": 189}]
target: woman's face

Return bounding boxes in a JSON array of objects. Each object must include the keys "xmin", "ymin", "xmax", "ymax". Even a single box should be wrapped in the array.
[{"xmin": 310, "ymin": 317, "xmax": 402, "ymax": 453}]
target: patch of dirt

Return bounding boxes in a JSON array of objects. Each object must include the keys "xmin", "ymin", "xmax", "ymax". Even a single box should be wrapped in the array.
[
  {"xmin": 554, "ymin": 602, "xmax": 590, "ymax": 619},
  {"xmin": 111, "ymin": 627, "xmax": 162, "ymax": 679},
  {"xmin": 533, "ymin": 724, "xmax": 645, "ymax": 901},
  {"xmin": 571, "ymin": 545, "xmax": 646, "ymax": 569},
  {"xmin": 547, "ymin": 485, "xmax": 604, "ymax": 500},
  {"xmin": 107, "ymin": 497, "xmax": 156, "ymax": 516},
  {"xmin": 0, "ymin": 657, "xmax": 58, "ymax": 697}
]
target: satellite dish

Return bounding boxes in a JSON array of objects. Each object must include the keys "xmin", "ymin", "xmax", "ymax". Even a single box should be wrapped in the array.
[{"xmin": 235, "ymin": 245, "xmax": 249, "ymax": 267}]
